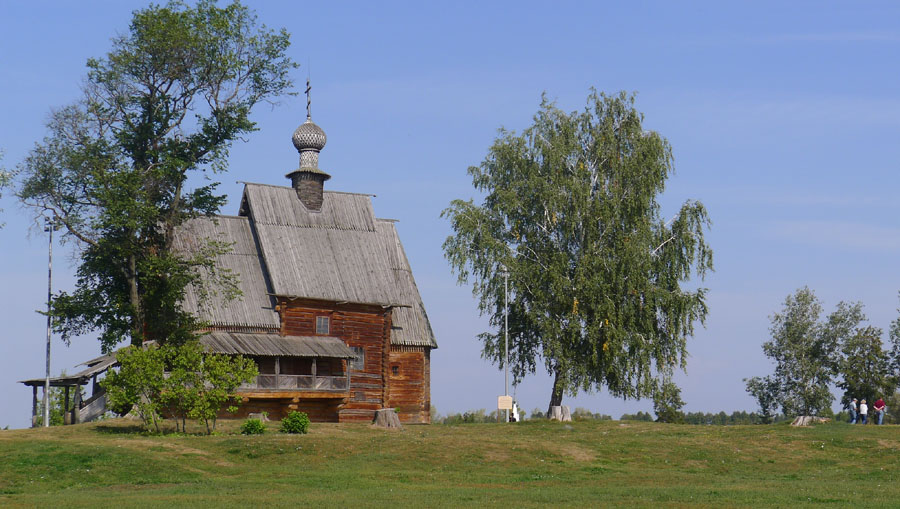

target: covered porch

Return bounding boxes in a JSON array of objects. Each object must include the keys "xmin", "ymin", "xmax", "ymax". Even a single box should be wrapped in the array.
[{"xmin": 200, "ymin": 331, "xmax": 356, "ymax": 399}]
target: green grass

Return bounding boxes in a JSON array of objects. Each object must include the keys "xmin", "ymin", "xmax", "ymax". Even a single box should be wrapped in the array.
[{"xmin": 0, "ymin": 418, "xmax": 897, "ymax": 507}]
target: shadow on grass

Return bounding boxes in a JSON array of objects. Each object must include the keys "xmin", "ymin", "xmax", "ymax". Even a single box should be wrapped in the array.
[{"xmin": 93, "ymin": 424, "xmax": 147, "ymax": 435}]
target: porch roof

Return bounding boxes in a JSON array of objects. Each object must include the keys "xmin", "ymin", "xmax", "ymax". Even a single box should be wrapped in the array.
[{"xmin": 200, "ymin": 331, "xmax": 356, "ymax": 359}]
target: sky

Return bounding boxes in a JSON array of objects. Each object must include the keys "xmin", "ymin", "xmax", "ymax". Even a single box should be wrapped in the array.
[{"xmin": 2, "ymin": 1, "xmax": 900, "ymax": 428}]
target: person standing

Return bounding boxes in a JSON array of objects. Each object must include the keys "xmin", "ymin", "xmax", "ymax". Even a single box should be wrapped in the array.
[
  {"xmin": 874, "ymin": 398, "xmax": 886, "ymax": 425},
  {"xmin": 860, "ymin": 399, "xmax": 869, "ymax": 425},
  {"xmin": 849, "ymin": 398, "xmax": 858, "ymax": 424}
]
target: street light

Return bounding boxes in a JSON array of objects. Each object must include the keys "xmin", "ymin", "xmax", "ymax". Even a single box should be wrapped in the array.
[
  {"xmin": 500, "ymin": 264, "xmax": 509, "ymax": 422},
  {"xmin": 42, "ymin": 217, "xmax": 57, "ymax": 428}
]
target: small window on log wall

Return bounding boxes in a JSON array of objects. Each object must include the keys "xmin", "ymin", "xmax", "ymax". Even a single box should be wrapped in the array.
[
  {"xmin": 350, "ymin": 347, "xmax": 365, "ymax": 371},
  {"xmin": 391, "ymin": 365, "xmax": 399, "ymax": 376},
  {"xmin": 316, "ymin": 315, "xmax": 330, "ymax": 334}
]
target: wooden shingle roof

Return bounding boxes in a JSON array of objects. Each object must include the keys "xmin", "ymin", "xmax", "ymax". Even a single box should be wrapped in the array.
[
  {"xmin": 173, "ymin": 216, "xmax": 279, "ymax": 330},
  {"xmin": 200, "ymin": 331, "xmax": 356, "ymax": 358}
]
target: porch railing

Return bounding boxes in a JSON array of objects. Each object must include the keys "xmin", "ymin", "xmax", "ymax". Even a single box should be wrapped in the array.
[{"xmin": 241, "ymin": 374, "xmax": 349, "ymax": 391}]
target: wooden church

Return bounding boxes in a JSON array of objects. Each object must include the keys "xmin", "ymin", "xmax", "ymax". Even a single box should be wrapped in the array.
[{"xmin": 173, "ymin": 104, "xmax": 437, "ymax": 424}]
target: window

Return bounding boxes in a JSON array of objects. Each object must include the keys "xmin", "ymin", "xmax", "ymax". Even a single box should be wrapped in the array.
[
  {"xmin": 350, "ymin": 347, "xmax": 365, "ymax": 371},
  {"xmin": 316, "ymin": 315, "xmax": 330, "ymax": 335},
  {"xmin": 391, "ymin": 365, "xmax": 399, "ymax": 376}
]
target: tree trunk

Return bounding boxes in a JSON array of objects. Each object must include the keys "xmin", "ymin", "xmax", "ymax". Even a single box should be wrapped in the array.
[
  {"xmin": 126, "ymin": 254, "xmax": 143, "ymax": 346},
  {"xmin": 547, "ymin": 369, "xmax": 564, "ymax": 417}
]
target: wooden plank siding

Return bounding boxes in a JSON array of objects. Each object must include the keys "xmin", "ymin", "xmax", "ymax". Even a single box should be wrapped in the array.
[
  {"xmin": 277, "ymin": 298, "xmax": 393, "ymax": 423},
  {"xmin": 388, "ymin": 345, "xmax": 432, "ymax": 423}
]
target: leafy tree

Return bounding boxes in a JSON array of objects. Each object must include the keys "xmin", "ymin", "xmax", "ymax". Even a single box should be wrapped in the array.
[
  {"xmin": 103, "ymin": 343, "xmax": 167, "ymax": 432},
  {"xmin": 189, "ymin": 348, "xmax": 257, "ymax": 434},
  {"xmin": 835, "ymin": 319, "xmax": 895, "ymax": 409},
  {"xmin": 442, "ymin": 90, "xmax": 713, "ymax": 413},
  {"xmin": 0, "ymin": 150, "xmax": 10, "ymax": 226},
  {"xmin": 653, "ymin": 379, "xmax": 686, "ymax": 423},
  {"xmin": 104, "ymin": 341, "xmax": 257, "ymax": 433},
  {"xmin": 744, "ymin": 375, "xmax": 779, "ymax": 424},
  {"xmin": 17, "ymin": 1, "xmax": 296, "ymax": 351},
  {"xmin": 746, "ymin": 288, "xmax": 889, "ymax": 418},
  {"xmin": 620, "ymin": 411, "xmax": 654, "ymax": 422}
]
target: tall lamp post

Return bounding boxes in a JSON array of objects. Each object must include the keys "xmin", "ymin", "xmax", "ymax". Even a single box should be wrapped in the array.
[
  {"xmin": 42, "ymin": 217, "xmax": 56, "ymax": 428},
  {"xmin": 500, "ymin": 264, "xmax": 509, "ymax": 422}
]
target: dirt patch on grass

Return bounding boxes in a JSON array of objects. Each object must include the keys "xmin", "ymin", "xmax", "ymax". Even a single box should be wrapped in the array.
[
  {"xmin": 877, "ymin": 439, "xmax": 900, "ymax": 450},
  {"xmin": 557, "ymin": 444, "xmax": 596, "ymax": 462},
  {"xmin": 120, "ymin": 439, "xmax": 234, "ymax": 467}
]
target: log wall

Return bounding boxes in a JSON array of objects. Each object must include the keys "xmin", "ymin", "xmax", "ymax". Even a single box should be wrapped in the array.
[
  {"xmin": 388, "ymin": 345, "xmax": 432, "ymax": 423},
  {"xmin": 226, "ymin": 298, "xmax": 432, "ymax": 424},
  {"xmin": 279, "ymin": 299, "xmax": 391, "ymax": 423}
]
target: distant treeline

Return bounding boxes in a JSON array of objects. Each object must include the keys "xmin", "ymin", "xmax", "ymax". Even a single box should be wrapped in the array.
[{"xmin": 432, "ymin": 407, "xmax": 790, "ymax": 425}]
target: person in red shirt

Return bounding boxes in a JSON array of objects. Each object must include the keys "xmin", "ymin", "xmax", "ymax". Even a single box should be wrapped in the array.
[{"xmin": 873, "ymin": 398, "xmax": 886, "ymax": 425}]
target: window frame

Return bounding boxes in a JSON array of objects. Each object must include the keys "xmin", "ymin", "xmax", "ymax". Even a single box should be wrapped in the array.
[{"xmin": 315, "ymin": 315, "xmax": 330, "ymax": 335}]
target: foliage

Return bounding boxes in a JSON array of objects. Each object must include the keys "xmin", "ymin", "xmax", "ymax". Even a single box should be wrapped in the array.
[
  {"xmin": 442, "ymin": 90, "xmax": 713, "ymax": 412},
  {"xmin": 619, "ymin": 411, "xmax": 654, "ymax": 421},
  {"xmin": 747, "ymin": 288, "xmax": 900, "ymax": 418},
  {"xmin": 681, "ymin": 410, "xmax": 787, "ymax": 425},
  {"xmin": 747, "ymin": 288, "xmax": 836, "ymax": 417},
  {"xmin": 529, "ymin": 407, "xmax": 545, "ymax": 420},
  {"xmin": 17, "ymin": 0, "xmax": 297, "ymax": 352},
  {"xmin": 744, "ymin": 375, "xmax": 780, "ymax": 424},
  {"xmin": 280, "ymin": 411, "xmax": 310, "ymax": 434},
  {"xmin": 835, "ymin": 314, "xmax": 895, "ymax": 409},
  {"xmin": 653, "ymin": 379, "xmax": 686, "ymax": 423},
  {"xmin": 570, "ymin": 407, "xmax": 612, "ymax": 420},
  {"xmin": 103, "ymin": 341, "xmax": 257, "ymax": 433},
  {"xmin": 240, "ymin": 418, "xmax": 266, "ymax": 435},
  {"xmin": 190, "ymin": 348, "xmax": 257, "ymax": 434},
  {"xmin": 0, "ymin": 150, "xmax": 10, "ymax": 227},
  {"xmin": 102, "ymin": 343, "xmax": 166, "ymax": 431},
  {"xmin": 435, "ymin": 408, "xmax": 502, "ymax": 424}
]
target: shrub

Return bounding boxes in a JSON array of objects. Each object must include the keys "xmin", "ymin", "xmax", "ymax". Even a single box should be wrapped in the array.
[
  {"xmin": 240, "ymin": 418, "xmax": 266, "ymax": 435},
  {"xmin": 280, "ymin": 411, "xmax": 310, "ymax": 434}
]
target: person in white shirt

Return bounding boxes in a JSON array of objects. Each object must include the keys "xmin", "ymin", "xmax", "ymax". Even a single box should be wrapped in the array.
[{"xmin": 860, "ymin": 399, "xmax": 869, "ymax": 425}]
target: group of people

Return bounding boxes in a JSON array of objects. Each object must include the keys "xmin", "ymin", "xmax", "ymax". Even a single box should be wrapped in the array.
[{"xmin": 848, "ymin": 398, "xmax": 887, "ymax": 425}]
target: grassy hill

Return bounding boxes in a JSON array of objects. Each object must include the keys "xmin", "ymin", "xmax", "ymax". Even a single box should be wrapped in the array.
[{"xmin": 1, "ymin": 418, "xmax": 897, "ymax": 507}]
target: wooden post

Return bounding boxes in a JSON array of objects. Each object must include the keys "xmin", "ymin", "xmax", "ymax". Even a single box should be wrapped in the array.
[
  {"xmin": 31, "ymin": 386, "xmax": 38, "ymax": 428},
  {"xmin": 311, "ymin": 358, "xmax": 317, "ymax": 389},
  {"xmin": 64, "ymin": 385, "xmax": 71, "ymax": 425},
  {"xmin": 275, "ymin": 357, "xmax": 281, "ymax": 389},
  {"xmin": 92, "ymin": 374, "xmax": 98, "ymax": 396},
  {"xmin": 73, "ymin": 382, "xmax": 82, "ymax": 424},
  {"xmin": 345, "ymin": 359, "xmax": 350, "ymax": 390}
]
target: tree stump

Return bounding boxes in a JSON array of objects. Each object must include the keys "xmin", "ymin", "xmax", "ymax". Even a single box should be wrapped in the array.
[
  {"xmin": 373, "ymin": 408, "xmax": 402, "ymax": 429},
  {"xmin": 248, "ymin": 412, "xmax": 270, "ymax": 422},
  {"xmin": 549, "ymin": 406, "xmax": 572, "ymax": 422},
  {"xmin": 791, "ymin": 416, "xmax": 830, "ymax": 426}
]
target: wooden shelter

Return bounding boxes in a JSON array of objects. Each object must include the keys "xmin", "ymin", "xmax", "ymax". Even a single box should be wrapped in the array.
[{"xmin": 19, "ymin": 352, "xmax": 116, "ymax": 426}]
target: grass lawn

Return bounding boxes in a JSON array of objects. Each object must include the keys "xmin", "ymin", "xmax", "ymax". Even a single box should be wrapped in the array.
[{"xmin": 0, "ymin": 418, "xmax": 897, "ymax": 507}]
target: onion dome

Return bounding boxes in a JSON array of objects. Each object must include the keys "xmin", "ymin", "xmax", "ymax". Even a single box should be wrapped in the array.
[{"xmin": 291, "ymin": 118, "xmax": 327, "ymax": 153}]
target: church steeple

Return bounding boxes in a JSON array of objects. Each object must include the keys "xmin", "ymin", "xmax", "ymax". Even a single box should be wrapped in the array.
[{"xmin": 287, "ymin": 78, "xmax": 331, "ymax": 211}]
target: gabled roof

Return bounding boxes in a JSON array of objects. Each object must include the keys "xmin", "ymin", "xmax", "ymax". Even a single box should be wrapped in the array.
[
  {"xmin": 173, "ymin": 216, "xmax": 279, "ymax": 330},
  {"xmin": 175, "ymin": 183, "xmax": 437, "ymax": 349}
]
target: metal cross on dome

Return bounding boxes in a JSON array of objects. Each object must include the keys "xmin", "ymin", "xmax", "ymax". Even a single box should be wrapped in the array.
[{"xmin": 305, "ymin": 78, "xmax": 311, "ymax": 119}]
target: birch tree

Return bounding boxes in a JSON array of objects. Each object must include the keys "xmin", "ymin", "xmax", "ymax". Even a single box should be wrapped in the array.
[{"xmin": 443, "ymin": 90, "xmax": 713, "ymax": 412}]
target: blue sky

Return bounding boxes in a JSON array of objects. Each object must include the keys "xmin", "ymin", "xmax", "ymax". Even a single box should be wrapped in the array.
[{"xmin": 2, "ymin": 1, "xmax": 900, "ymax": 428}]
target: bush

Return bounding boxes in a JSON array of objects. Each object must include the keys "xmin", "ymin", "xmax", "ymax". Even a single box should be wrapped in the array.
[
  {"xmin": 240, "ymin": 418, "xmax": 266, "ymax": 435},
  {"xmin": 280, "ymin": 411, "xmax": 310, "ymax": 434}
]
